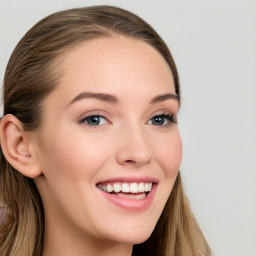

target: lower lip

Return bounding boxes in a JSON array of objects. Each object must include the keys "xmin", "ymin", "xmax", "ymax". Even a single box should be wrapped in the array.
[{"xmin": 97, "ymin": 184, "xmax": 157, "ymax": 212}]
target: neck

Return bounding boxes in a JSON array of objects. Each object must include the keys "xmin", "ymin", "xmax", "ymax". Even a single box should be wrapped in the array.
[{"xmin": 43, "ymin": 239, "xmax": 132, "ymax": 256}]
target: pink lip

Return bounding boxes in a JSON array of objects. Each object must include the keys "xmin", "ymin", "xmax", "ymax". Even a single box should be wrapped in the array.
[
  {"xmin": 97, "ymin": 183, "xmax": 157, "ymax": 212},
  {"xmin": 97, "ymin": 175, "xmax": 159, "ymax": 184}
]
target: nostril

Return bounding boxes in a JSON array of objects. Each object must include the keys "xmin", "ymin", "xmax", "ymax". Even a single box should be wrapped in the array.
[{"xmin": 125, "ymin": 160, "xmax": 136, "ymax": 164}]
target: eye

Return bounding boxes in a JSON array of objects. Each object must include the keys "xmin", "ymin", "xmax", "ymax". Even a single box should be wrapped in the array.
[
  {"xmin": 79, "ymin": 115, "xmax": 108, "ymax": 126},
  {"xmin": 148, "ymin": 114, "xmax": 177, "ymax": 126}
]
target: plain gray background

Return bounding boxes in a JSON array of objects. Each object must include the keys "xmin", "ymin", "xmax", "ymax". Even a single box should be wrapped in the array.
[{"xmin": 0, "ymin": 1, "xmax": 255, "ymax": 255}]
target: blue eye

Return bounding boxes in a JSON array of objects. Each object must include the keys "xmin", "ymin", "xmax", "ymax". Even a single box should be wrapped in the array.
[
  {"xmin": 149, "ymin": 114, "xmax": 177, "ymax": 126},
  {"xmin": 80, "ymin": 115, "xmax": 108, "ymax": 126}
]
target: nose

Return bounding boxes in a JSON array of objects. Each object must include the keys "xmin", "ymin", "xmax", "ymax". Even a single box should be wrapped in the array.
[{"xmin": 115, "ymin": 125, "xmax": 152, "ymax": 167}]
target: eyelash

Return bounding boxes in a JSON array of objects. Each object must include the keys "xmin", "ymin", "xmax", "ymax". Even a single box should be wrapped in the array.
[
  {"xmin": 78, "ymin": 115, "xmax": 109, "ymax": 126},
  {"xmin": 78, "ymin": 112, "xmax": 177, "ymax": 127},
  {"xmin": 149, "ymin": 113, "xmax": 178, "ymax": 127}
]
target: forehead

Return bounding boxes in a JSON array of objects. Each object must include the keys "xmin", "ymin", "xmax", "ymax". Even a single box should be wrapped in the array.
[{"xmin": 48, "ymin": 37, "xmax": 176, "ymax": 107}]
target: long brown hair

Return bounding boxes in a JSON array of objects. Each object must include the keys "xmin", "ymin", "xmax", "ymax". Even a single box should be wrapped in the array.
[{"xmin": 0, "ymin": 5, "xmax": 211, "ymax": 256}]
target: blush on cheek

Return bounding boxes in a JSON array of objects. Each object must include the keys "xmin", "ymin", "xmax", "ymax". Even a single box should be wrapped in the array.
[
  {"xmin": 158, "ymin": 138, "xmax": 182, "ymax": 178},
  {"xmin": 49, "ymin": 136, "xmax": 110, "ymax": 180}
]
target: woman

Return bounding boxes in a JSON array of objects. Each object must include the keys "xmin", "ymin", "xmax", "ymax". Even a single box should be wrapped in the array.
[{"xmin": 0, "ymin": 5, "xmax": 211, "ymax": 256}]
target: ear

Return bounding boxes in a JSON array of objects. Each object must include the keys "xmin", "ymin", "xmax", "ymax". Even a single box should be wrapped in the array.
[{"xmin": 0, "ymin": 114, "xmax": 42, "ymax": 178}]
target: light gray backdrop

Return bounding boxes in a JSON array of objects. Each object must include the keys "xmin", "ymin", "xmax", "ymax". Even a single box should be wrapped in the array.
[{"xmin": 0, "ymin": 1, "xmax": 255, "ymax": 255}]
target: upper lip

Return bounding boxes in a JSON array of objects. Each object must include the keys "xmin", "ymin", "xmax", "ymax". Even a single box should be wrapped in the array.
[{"xmin": 96, "ymin": 176, "xmax": 159, "ymax": 185}]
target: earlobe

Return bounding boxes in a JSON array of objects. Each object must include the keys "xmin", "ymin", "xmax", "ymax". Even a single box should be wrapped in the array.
[{"xmin": 0, "ymin": 114, "xmax": 41, "ymax": 178}]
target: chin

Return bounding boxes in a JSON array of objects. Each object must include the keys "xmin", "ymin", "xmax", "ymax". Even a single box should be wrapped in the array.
[
  {"xmin": 128, "ymin": 233, "xmax": 152, "ymax": 245},
  {"xmin": 106, "ymin": 225, "xmax": 155, "ymax": 245}
]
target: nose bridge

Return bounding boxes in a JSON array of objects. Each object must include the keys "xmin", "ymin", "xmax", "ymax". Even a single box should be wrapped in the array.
[{"xmin": 116, "ymin": 121, "xmax": 152, "ymax": 166}]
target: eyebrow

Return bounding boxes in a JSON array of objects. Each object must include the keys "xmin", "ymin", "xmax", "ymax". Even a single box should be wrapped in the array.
[
  {"xmin": 66, "ymin": 91, "xmax": 180, "ymax": 108},
  {"xmin": 67, "ymin": 92, "xmax": 119, "ymax": 107},
  {"xmin": 150, "ymin": 93, "xmax": 180, "ymax": 104}
]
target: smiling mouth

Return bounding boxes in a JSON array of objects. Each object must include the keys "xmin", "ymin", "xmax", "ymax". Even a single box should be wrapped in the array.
[{"xmin": 96, "ymin": 182, "xmax": 153, "ymax": 200}]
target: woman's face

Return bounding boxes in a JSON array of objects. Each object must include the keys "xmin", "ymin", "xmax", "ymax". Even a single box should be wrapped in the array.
[{"xmin": 33, "ymin": 37, "xmax": 182, "ymax": 246}]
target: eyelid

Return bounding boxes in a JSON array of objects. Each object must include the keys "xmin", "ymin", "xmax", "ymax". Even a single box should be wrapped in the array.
[{"xmin": 147, "ymin": 109, "xmax": 176, "ymax": 119}]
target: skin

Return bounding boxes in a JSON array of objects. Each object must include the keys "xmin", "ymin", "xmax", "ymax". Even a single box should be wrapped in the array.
[{"xmin": 1, "ymin": 37, "xmax": 182, "ymax": 256}]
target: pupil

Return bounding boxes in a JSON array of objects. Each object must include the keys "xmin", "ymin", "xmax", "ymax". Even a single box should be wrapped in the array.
[
  {"xmin": 153, "ymin": 116, "xmax": 164, "ymax": 125},
  {"xmin": 89, "ymin": 116, "xmax": 100, "ymax": 125}
]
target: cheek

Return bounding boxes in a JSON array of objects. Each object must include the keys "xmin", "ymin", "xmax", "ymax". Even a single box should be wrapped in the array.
[
  {"xmin": 35, "ymin": 129, "xmax": 114, "ymax": 224},
  {"xmin": 41, "ymin": 132, "xmax": 111, "ymax": 180},
  {"xmin": 155, "ymin": 130, "xmax": 182, "ymax": 178}
]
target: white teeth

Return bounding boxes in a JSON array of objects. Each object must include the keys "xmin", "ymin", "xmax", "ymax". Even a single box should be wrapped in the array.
[
  {"xmin": 138, "ymin": 182, "xmax": 145, "ymax": 192},
  {"xmin": 106, "ymin": 184, "xmax": 113, "ymax": 193},
  {"xmin": 98, "ymin": 182, "xmax": 153, "ymax": 194},
  {"xmin": 113, "ymin": 183, "xmax": 121, "ymax": 193},
  {"xmin": 145, "ymin": 183, "xmax": 152, "ymax": 192},
  {"xmin": 130, "ymin": 183, "xmax": 139, "ymax": 193},
  {"xmin": 121, "ymin": 183, "xmax": 130, "ymax": 193}
]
